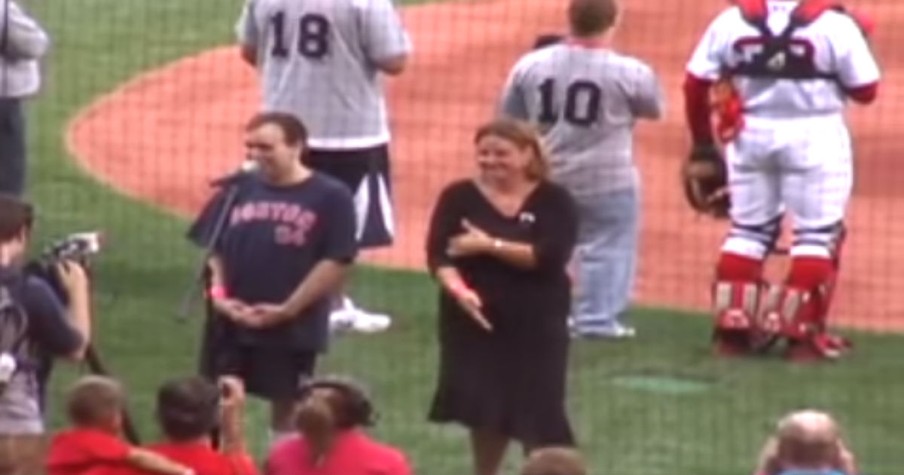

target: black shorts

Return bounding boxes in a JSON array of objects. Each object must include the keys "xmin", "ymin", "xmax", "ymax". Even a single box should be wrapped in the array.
[
  {"xmin": 208, "ymin": 344, "xmax": 318, "ymax": 401},
  {"xmin": 304, "ymin": 145, "xmax": 394, "ymax": 249}
]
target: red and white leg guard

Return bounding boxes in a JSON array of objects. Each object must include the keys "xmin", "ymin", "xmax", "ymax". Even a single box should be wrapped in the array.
[
  {"xmin": 759, "ymin": 241, "xmax": 851, "ymax": 361},
  {"xmin": 711, "ymin": 253, "xmax": 765, "ymax": 356}
]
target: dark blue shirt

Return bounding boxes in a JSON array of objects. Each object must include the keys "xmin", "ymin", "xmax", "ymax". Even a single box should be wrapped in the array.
[
  {"xmin": 188, "ymin": 172, "xmax": 357, "ymax": 352},
  {"xmin": 0, "ymin": 267, "xmax": 82, "ymax": 358},
  {"xmin": 0, "ymin": 266, "xmax": 82, "ymax": 433}
]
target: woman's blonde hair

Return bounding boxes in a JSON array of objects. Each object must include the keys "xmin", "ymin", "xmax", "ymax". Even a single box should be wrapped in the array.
[{"xmin": 474, "ymin": 118, "xmax": 550, "ymax": 181}]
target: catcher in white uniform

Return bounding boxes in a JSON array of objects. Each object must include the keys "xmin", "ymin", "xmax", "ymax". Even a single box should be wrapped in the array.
[{"xmin": 681, "ymin": 0, "xmax": 879, "ymax": 361}]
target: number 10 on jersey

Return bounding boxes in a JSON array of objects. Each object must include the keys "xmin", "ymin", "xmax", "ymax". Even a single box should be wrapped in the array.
[
  {"xmin": 538, "ymin": 79, "xmax": 602, "ymax": 126},
  {"xmin": 270, "ymin": 11, "xmax": 331, "ymax": 60}
]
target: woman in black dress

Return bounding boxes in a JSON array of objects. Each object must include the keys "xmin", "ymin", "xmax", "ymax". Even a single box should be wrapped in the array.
[{"xmin": 425, "ymin": 118, "xmax": 579, "ymax": 475}]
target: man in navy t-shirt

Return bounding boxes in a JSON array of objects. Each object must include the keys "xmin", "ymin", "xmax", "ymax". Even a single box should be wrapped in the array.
[{"xmin": 188, "ymin": 112, "xmax": 357, "ymax": 447}]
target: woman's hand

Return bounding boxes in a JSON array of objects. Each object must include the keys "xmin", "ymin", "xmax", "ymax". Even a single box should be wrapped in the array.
[
  {"xmin": 447, "ymin": 219, "xmax": 493, "ymax": 257},
  {"xmin": 450, "ymin": 284, "xmax": 492, "ymax": 332}
]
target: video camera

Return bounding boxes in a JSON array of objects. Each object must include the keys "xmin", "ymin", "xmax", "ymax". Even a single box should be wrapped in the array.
[{"xmin": 24, "ymin": 231, "xmax": 103, "ymax": 303}]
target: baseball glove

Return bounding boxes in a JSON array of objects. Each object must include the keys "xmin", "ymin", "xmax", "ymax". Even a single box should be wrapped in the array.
[{"xmin": 681, "ymin": 144, "xmax": 730, "ymax": 219}]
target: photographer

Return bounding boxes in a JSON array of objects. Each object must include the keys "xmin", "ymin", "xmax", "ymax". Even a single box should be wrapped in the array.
[
  {"xmin": 145, "ymin": 375, "xmax": 257, "ymax": 474},
  {"xmin": 0, "ymin": 194, "xmax": 91, "ymax": 475}
]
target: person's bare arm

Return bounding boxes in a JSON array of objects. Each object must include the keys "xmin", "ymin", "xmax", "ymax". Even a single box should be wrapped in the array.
[
  {"xmin": 360, "ymin": 0, "xmax": 411, "ymax": 76},
  {"xmin": 127, "ymin": 448, "xmax": 194, "ymax": 475},
  {"xmin": 447, "ymin": 186, "xmax": 579, "ymax": 273},
  {"xmin": 56, "ymin": 261, "xmax": 91, "ymax": 360},
  {"xmin": 281, "ymin": 261, "xmax": 350, "ymax": 318},
  {"xmin": 207, "ymin": 255, "xmax": 226, "ymax": 288},
  {"xmin": 218, "ymin": 376, "xmax": 249, "ymax": 455},
  {"xmin": 373, "ymin": 55, "xmax": 407, "ymax": 75},
  {"xmin": 240, "ymin": 45, "xmax": 257, "ymax": 67},
  {"xmin": 479, "ymin": 239, "xmax": 537, "ymax": 270}
]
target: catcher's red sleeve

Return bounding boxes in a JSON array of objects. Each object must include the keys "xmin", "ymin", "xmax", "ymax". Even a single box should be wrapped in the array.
[
  {"xmin": 683, "ymin": 73, "xmax": 715, "ymax": 145},
  {"xmin": 846, "ymin": 82, "xmax": 878, "ymax": 104}
]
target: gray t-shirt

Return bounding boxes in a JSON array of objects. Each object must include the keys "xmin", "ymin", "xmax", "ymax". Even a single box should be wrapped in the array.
[
  {"xmin": 500, "ymin": 44, "xmax": 664, "ymax": 197},
  {"xmin": 0, "ymin": 269, "xmax": 82, "ymax": 435},
  {"xmin": 0, "ymin": 0, "xmax": 50, "ymax": 98},
  {"xmin": 236, "ymin": 0, "xmax": 412, "ymax": 149}
]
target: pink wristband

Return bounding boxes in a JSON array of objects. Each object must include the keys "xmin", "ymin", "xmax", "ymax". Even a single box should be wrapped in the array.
[{"xmin": 209, "ymin": 285, "xmax": 228, "ymax": 300}]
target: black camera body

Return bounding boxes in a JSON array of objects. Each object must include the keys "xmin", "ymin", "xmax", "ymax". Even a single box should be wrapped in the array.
[{"xmin": 24, "ymin": 232, "xmax": 103, "ymax": 304}]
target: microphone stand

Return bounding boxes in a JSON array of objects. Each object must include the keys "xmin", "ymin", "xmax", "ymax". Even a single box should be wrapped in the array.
[
  {"xmin": 173, "ymin": 176, "xmax": 246, "ymax": 450},
  {"xmin": 176, "ymin": 179, "xmax": 245, "ymax": 321}
]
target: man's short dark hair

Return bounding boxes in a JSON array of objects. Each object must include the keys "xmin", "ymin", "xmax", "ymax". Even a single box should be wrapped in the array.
[
  {"xmin": 155, "ymin": 376, "xmax": 219, "ymax": 441},
  {"xmin": 0, "ymin": 194, "xmax": 33, "ymax": 242},
  {"xmin": 245, "ymin": 111, "xmax": 309, "ymax": 147},
  {"xmin": 568, "ymin": 0, "xmax": 619, "ymax": 37}
]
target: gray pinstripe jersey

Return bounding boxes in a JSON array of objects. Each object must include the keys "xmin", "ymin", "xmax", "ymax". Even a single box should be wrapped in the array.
[
  {"xmin": 500, "ymin": 44, "xmax": 664, "ymax": 196},
  {"xmin": 237, "ymin": 0, "xmax": 412, "ymax": 149}
]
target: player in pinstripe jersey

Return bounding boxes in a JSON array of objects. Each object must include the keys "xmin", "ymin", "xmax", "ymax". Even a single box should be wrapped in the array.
[
  {"xmin": 498, "ymin": 0, "xmax": 664, "ymax": 339},
  {"xmin": 235, "ymin": 0, "xmax": 412, "ymax": 334}
]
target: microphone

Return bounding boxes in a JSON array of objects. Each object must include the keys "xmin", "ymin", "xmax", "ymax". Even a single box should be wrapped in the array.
[{"xmin": 209, "ymin": 160, "xmax": 259, "ymax": 187}]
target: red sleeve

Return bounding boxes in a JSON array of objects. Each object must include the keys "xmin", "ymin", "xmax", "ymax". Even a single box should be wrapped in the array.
[
  {"xmin": 683, "ymin": 73, "xmax": 715, "ymax": 145},
  {"xmin": 79, "ymin": 431, "xmax": 133, "ymax": 462},
  {"xmin": 846, "ymin": 82, "xmax": 878, "ymax": 104},
  {"xmin": 388, "ymin": 449, "xmax": 413, "ymax": 475},
  {"xmin": 226, "ymin": 452, "xmax": 260, "ymax": 475}
]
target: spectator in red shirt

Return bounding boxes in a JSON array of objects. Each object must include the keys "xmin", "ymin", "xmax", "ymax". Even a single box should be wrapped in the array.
[
  {"xmin": 753, "ymin": 409, "xmax": 858, "ymax": 475},
  {"xmin": 144, "ymin": 375, "xmax": 258, "ymax": 475},
  {"xmin": 45, "ymin": 375, "xmax": 194, "ymax": 475},
  {"xmin": 264, "ymin": 376, "xmax": 411, "ymax": 475}
]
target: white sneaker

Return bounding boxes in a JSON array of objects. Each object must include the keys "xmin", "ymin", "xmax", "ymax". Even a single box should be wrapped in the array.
[
  {"xmin": 329, "ymin": 308, "xmax": 355, "ymax": 332},
  {"xmin": 329, "ymin": 298, "xmax": 392, "ymax": 334},
  {"xmin": 347, "ymin": 308, "xmax": 392, "ymax": 333},
  {"xmin": 571, "ymin": 322, "xmax": 637, "ymax": 340}
]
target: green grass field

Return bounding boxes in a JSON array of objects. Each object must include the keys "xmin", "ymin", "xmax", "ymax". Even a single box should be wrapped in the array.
[{"xmin": 20, "ymin": 0, "xmax": 904, "ymax": 474}]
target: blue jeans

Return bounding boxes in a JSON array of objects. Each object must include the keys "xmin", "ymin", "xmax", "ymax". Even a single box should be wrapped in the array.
[{"xmin": 570, "ymin": 187, "xmax": 640, "ymax": 330}]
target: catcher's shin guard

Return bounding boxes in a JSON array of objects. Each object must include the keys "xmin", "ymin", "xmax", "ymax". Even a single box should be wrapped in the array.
[
  {"xmin": 712, "ymin": 281, "xmax": 764, "ymax": 356},
  {"xmin": 760, "ymin": 248, "xmax": 850, "ymax": 361},
  {"xmin": 710, "ymin": 253, "xmax": 766, "ymax": 356}
]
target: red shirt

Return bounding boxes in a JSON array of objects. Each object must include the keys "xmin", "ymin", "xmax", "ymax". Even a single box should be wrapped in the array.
[
  {"xmin": 146, "ymin": 441, "xmax": 259, "ymax": 475},
  {"xmin": 45, "ymin": 428, "xmax": 134, "ymax": 475},
  {"xmin": 265, "ymin": 429, "xmax": 411, "ymax": 475}
]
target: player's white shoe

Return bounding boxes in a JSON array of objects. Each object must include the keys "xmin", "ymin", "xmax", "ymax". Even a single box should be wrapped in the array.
[{"xmin": 329, "ymin": 297, "xmax": 392, "ymax": 334}]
